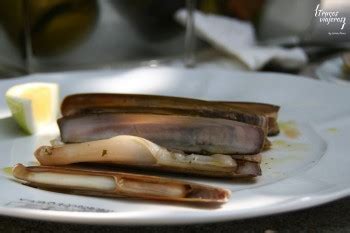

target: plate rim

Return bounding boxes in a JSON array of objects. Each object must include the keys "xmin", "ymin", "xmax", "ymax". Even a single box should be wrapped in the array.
[{"xmin": 0, "ymin": 186, "xmax": 348, "ymax": 225}]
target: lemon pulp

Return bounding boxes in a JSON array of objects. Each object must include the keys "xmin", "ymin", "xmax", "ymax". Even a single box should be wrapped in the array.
[
  {"xmin": 5, "ymin": 82, "xmax": 59, "ymax": 134},
  {"xmin": 20, "ymin": 87, "xmax": 52, "ymax": 124}
]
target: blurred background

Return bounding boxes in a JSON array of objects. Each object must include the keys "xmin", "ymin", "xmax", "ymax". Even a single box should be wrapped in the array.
[{"xmin": 0, "ymin": 0, "xmax": 349, "ymax": 78}]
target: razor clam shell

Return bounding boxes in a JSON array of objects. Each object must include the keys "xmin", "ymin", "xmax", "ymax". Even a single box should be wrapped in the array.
[
  {"xmin": 58, "ymin": 113, "xmax": 265, "ymax": 155},
  {"xmin": 213, "ymin": 101, "xmax": 280, "ymax": 136},
  {"xmin": 13, "ymin": 164, "xmax": 231, "ymax": 204},
  {"xmin": 61, "ymin": 93, "xmax": 268, "ymax": 132},
  {"xmin": 35, "ymin": 135, "xmax": 262, "ymax": 178}
]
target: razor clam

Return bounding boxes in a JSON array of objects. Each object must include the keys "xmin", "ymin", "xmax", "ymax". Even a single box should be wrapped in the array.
[
  {"xmin": 58, "ymin": 113, "xmax": 265, "ymax": 155},
  {"xmin": 35, "ymin": 135, "xmax": 262, "ymax": 177},
  {"xmin": 13, "ymin": 164, "xmax": 231, "ymax": 204},
  {"xmin": 50, "ymin": 137, "xmax": 262, "ymax": 163},
  {"xmin": 213, "ymin": 101, "xmax": 280, "ymax": 136},
  {"xmin": 60, "ymin": 93, "xmax": 268, "ymax": 132}
]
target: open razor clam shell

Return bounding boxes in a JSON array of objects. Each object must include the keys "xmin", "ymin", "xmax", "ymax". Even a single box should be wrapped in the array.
[
  {"xmin": 60, "ymin": 93, "xmax": 269, "ymax": 133},
  {"xmin": 35, "ymin": 135, "xmax": 262, "ymax": 178},
  {"xmin": 12, "ymin": 164, "xmax": 231, "ymax": 204},
  {"xmin": 58, "ymin": 113, "xmax": 265, "ymax": 155},
  {"xmin": 212, "ymin": 101, "xmax": 280, "ymax": 136}
]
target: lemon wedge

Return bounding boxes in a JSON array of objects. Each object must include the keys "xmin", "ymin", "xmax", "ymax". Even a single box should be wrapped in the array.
[{"xmin": 5, "ymin": 82, "xmax": 59, "ymax": 134}]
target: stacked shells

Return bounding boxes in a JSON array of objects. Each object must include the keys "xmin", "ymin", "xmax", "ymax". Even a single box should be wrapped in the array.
[{"xmin": 13, "ymin": 94, "xmax": 280, "ymax": 205}]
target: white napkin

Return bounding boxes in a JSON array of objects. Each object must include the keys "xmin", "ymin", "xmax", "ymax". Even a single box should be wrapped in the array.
[{"xmin": 175, "ymin": 9, "xmax": 308, "ymax": 70}]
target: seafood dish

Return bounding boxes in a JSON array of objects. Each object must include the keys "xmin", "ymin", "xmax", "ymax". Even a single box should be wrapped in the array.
[{"xmin": 13, "ymin": 93, "xmax": 281, "ymax": 205}]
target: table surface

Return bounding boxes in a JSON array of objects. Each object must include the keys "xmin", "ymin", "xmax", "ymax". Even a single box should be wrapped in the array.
[{"xmin": 1, "ymin": 56, "xmax": 349, "ymax": 232}]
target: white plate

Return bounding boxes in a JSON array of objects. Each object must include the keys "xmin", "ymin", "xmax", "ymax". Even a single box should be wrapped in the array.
[
  {"xmin": 0, "ymin": 66, "xmax": 349, "ymax": 225},
  {"xmin": 316, "ymin": 56, "xmax": 350, "ymax": 85}
]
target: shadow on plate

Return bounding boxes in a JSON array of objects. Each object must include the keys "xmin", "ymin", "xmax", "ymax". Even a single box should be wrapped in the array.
[{"xmin": 0, "ymin": 117, "xmax": 27, "ymax": 140}]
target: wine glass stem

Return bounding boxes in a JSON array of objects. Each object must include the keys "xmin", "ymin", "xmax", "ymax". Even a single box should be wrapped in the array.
[{"xmin": 185, "ymin": 0, "xmax": 196, "ymax": 67}]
